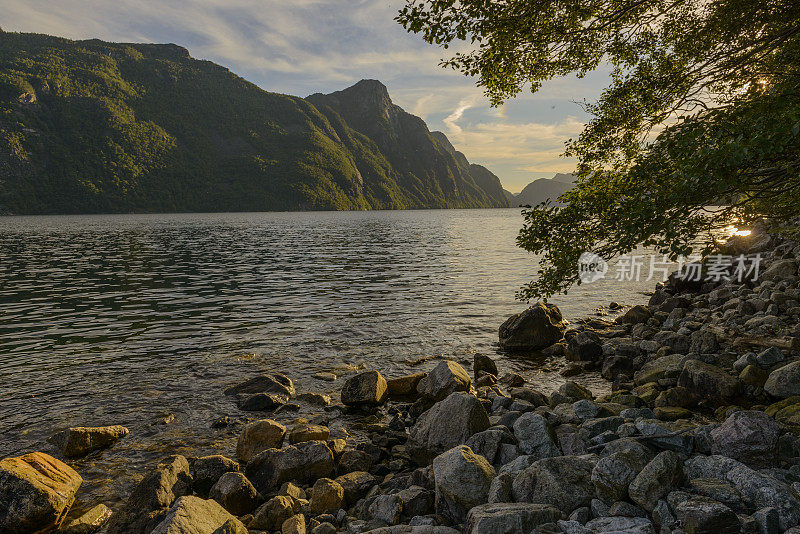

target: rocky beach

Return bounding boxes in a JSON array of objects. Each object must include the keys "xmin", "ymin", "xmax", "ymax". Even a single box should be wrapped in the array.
[{"xmin": 3, "ymin": 222, "xmax": 800, "ymax": 534}]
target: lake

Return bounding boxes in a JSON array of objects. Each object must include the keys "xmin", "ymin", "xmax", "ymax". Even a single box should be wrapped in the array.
[{"xmin": 0, "ymin": 208, "xmax": 656, "ymax": 507}]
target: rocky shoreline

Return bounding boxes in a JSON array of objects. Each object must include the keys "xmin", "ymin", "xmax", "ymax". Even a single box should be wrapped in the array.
[{"xmin": 2, "ymin": 224, "xmax": 800, "ymax": 533}]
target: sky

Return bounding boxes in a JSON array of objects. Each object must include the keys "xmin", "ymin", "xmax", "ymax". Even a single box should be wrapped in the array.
[{"xmin": 2, "ymin": 0, "xmax": 610, "ymax": 193}]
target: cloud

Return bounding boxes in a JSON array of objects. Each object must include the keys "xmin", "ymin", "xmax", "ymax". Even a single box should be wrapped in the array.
[{"xmin": 443, "ymin": 95, "xmax": 483, "ymax": 135}]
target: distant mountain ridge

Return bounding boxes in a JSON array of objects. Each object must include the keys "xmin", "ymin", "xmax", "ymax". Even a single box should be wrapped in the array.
[
  {"xmin": 0, "ymin": 32, "xmax": 508, "ymax": 214},
  {"xmin": 509, "ymin": 173, "xmax": 576, "ymax": 207}
]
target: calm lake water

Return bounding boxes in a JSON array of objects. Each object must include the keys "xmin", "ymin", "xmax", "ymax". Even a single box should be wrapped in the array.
[{"xmin": 0, "ymin": 209, "xmax": 656, "ymax": 508}]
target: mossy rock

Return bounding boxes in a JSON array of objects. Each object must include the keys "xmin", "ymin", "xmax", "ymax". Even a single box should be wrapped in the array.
[
  {"xmin": 739, "ymin": 365, "xmax": 768, "ymax": 386},
  {"xmin": 765, "ymin": 396, "xmax": 800, "ymax": 417},
  {"xmin": 655, "ymin": 406, "xmax": 693, "ymax": 421}
]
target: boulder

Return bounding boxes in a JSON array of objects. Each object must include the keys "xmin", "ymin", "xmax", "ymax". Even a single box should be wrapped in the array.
[
  {"xmin": 408, "ymin": 392, "xmax": 490, "ymax": 463},
  {"xmin": 397, "ymin": 486, "xmax": 433, "ymax": 518},
  {"xmin": 245, "ymin": 441, "xmax": 335, "ymax": 494},
  {"xmin": 281, "ymin": 514, "xmax": 306, "ymax": 534},
  {"xmin": 338, "ymin": 449, "xmax": 374, "ymax": 474},
  {"xmin": 288, "ymin": 424, "xmax": 329, "ymax": 444},
  {"xmin": 512, "ymin": 455, "xmax": 596, "ymax": 513},
  {"xmin": 616, "ymin": 305, "xmax": 651, "ymax": 325},
  {"xmin": 584, "ymin": 516, "xmax": 655, "ymax": 533},
  {"xmin": 761, "ymin": 259, "xmax": 798, "ymax": 282},
  {"xmin": 678, "ymin": 360, "xmax": 741, "ymax": 403},
  {"xmin": 465, "ymin": 429, "xmax": 512, "ymax": 465},
  {"xmin": 591, "ymin": 451, "xmax": 647, "ymax": 502},
  {"xmin": 764, "ymin": 361, "xmax": 800, "ymax": 398},
  {"xmin": 209, "ymin": 472, "xmax": 260, "ymax": 516},
  {"xmin": 341, "ymin": 370, "xmax": 388, "ymax": 406},
  {"xmin": 499, "ymin": 303, "xmax": 566, "ymax": 350},
  {"xmin": 0, "ymin": 452, "xmax": 82, "ymax": 534},
  {"xmin": 310, "ymin": 478, "xmax": 344, "ymax": 514},
  {"xmin": 48, "ymin": 425, "xmax": 129, "ymax": 458},
  {"xmin": 710, "ymin": 410, "xmax": 779, "ymax": 467},
  {"xmin": 103, "ymin": 455, "xmax": 192, "ymax": 534},
  {"xmin": 756, "ymin": 347, "xmax": 786, "ymax": 368},
  {"xmin": 629, "ymin": 451, "xmax": 683, "ymax": 511},
  {"xmin": 432, "ymin": 445, "xmax": 496, "ymax": 524},
  {"xmin": 370, "ymin": 494, "xmax": 403, "ymax": 524},
  {"xmin": 224, "ymin": 373, "xmax": 294, "ymax": 397},
  {"xmin": 634, "ymin": 354, "xmax": 689, "ymax": 385},
  {"xmin": 512, "ymin": 413, "xmax": 560, "ymax": 458},
  {"xmin": 464, "ymin": 503, "xmax": 561, "ymax": 534},
  {"xmin": 150, "ymin": 496, "xmax": 245, "ymax": 534},
  {"xmin": 684, "ymin": 455, "xmax": 800, "ymax": 530},
  {"xmin": 674, "ymin": 497, "xmax": 740, "ymax": 534},
  {"xmin": 387, "ymin": 373, "xmax": 427, "ymax": 398},
  {"xmin": 238, "ymin": 393, "xmax": 285, "ymax": 411},
  {"xmin": 192, "ymin": 455, "xmax": 239, "ymax": 498},
  {"xmin": 235, "ymin": 419, "xmax": 286, "ymax": 463},
  {"xmin": 473, "ymin": 354, "xmax": 498, "ymax": 379},
  {"xmin": 417, "ymin": 360, "xmax": 471, "ymax": 401},
  {"xmin": 566, "ymin": 331, "xmax": 604, "ymax": 362},
  {"xmin": 60, "ymin": 503, "xmax": 112, "ymax": 534},
  {"xmin": 335, "ymin": 471, "xmax": 378, "ymax": 505},
  {"xmin": 250, "ymin": 496, "xmax": 297, "ymax": 530},
  {"xmin": 213, "ymin": 519, "xmax": 248, "ymax": 534}
]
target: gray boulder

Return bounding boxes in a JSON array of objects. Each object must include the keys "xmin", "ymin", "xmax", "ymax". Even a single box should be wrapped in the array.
[
  {"xmin": 585, "ymin": 516, "xmax": 655, "ymax": 533},
  {"xmin": 761, "ymin": 259, "xmax": 798, "ymax": 281},
  {"xmin": 417, "ymin": 360, "xmax": 471, "ymax": 401},
  {"xmin": 150, "ymin": 496, "xmax": 245, "ymax": 534},
  {"xmin": 464, "ymin": 503, "xmax": 561, "ymax": 534},
  {"xmin": 432, "ymin": 445, "xmax": 496, "ymax": 524},
  {"xmin": 408, "ymin": 392, "xmax": 490, "ymax": 463},
  {"xmin": 512, "ymin": 455, "xmax": 596, "ymax": 513},
  {"xmin": 499, "ymin": 303, "xmax": 566, "ymax": 350},
  {"xmin": 341, "ymin": 370, "xmax": 388, "ymax": 406},
  {"xmin": 678, "ymin": 360, "xmax": 741, "ymax": 402},
  {"xmin": 674, "ymin": 497, "xmax": 739, "ymax": 534},
  {"xmin": 764, "ymin": 360, "xmax": 800, "ymax": 398},
  {"xmin": 245, "ymin": 441, "xmax": 334, "ymax": 494},
  {"xmin": 684, "ymin": 455, "xmax": 800, "ymax": 530},
  {"xmin": 629, "ymin": 451, "xmax": 683, "ymax": 511},
  {"xmin": 710, "ymin": 410, "xmax": 779, "ymax": 467},
  {"xmin": 60, "ymin": 504, "xmax": 112, "ymax": 534},
  {"xmin": 756, "ymin": 347, "xmax": 786, "ymax": 368},
  {"xmin": 591, "ymin": 450, "xmax": 647, "ymax": 502},
  {"xmin": 566, "ymin": 331, "xmax": 603, "ymax": 362},
  {"xmin": 512, "ymin": 412, "xmax": 560, "ymax": 458}
]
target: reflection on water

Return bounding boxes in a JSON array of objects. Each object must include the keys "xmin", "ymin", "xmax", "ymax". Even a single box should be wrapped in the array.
[{"xmin": 0, "ymin": 209, "xmax": 656, "ymax": 508}]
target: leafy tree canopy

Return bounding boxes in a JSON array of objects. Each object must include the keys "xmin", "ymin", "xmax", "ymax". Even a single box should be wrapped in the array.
[{"xmin": 398, "ymin": 0, "xmax": 800, "ymax": 300}]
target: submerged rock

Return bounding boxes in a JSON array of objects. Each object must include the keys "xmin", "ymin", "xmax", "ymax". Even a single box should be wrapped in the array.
[
  {"xmin": 224, "ymin": 373, "xmax": 294, "ymax": 397},
  {"xmin": 48, "ymin": 425, "xmax": 129, "ymax": 458},
  {"xmin": 0, "ymin": 452, "xmax": 83, "ymax": 534},
  {"xmin": 61, "ymin": 503, "xmax": 113, "ymax": 534},
  {"xmin": 499, "ymin": 302, "xmax": 566, "ymax": 350}
]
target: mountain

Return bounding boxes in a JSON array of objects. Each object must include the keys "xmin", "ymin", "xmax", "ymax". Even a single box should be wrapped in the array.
[
  {"xmin": 512, "ymin": 174, "xmax": 575, "ymax": 206},
  {"xmin": 0, "ymin": 32, "xmax": 509, "ymax": 214},
  {"xmin": 307, "ymin": 81, "xmax": 509, "ymax": 209}
]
